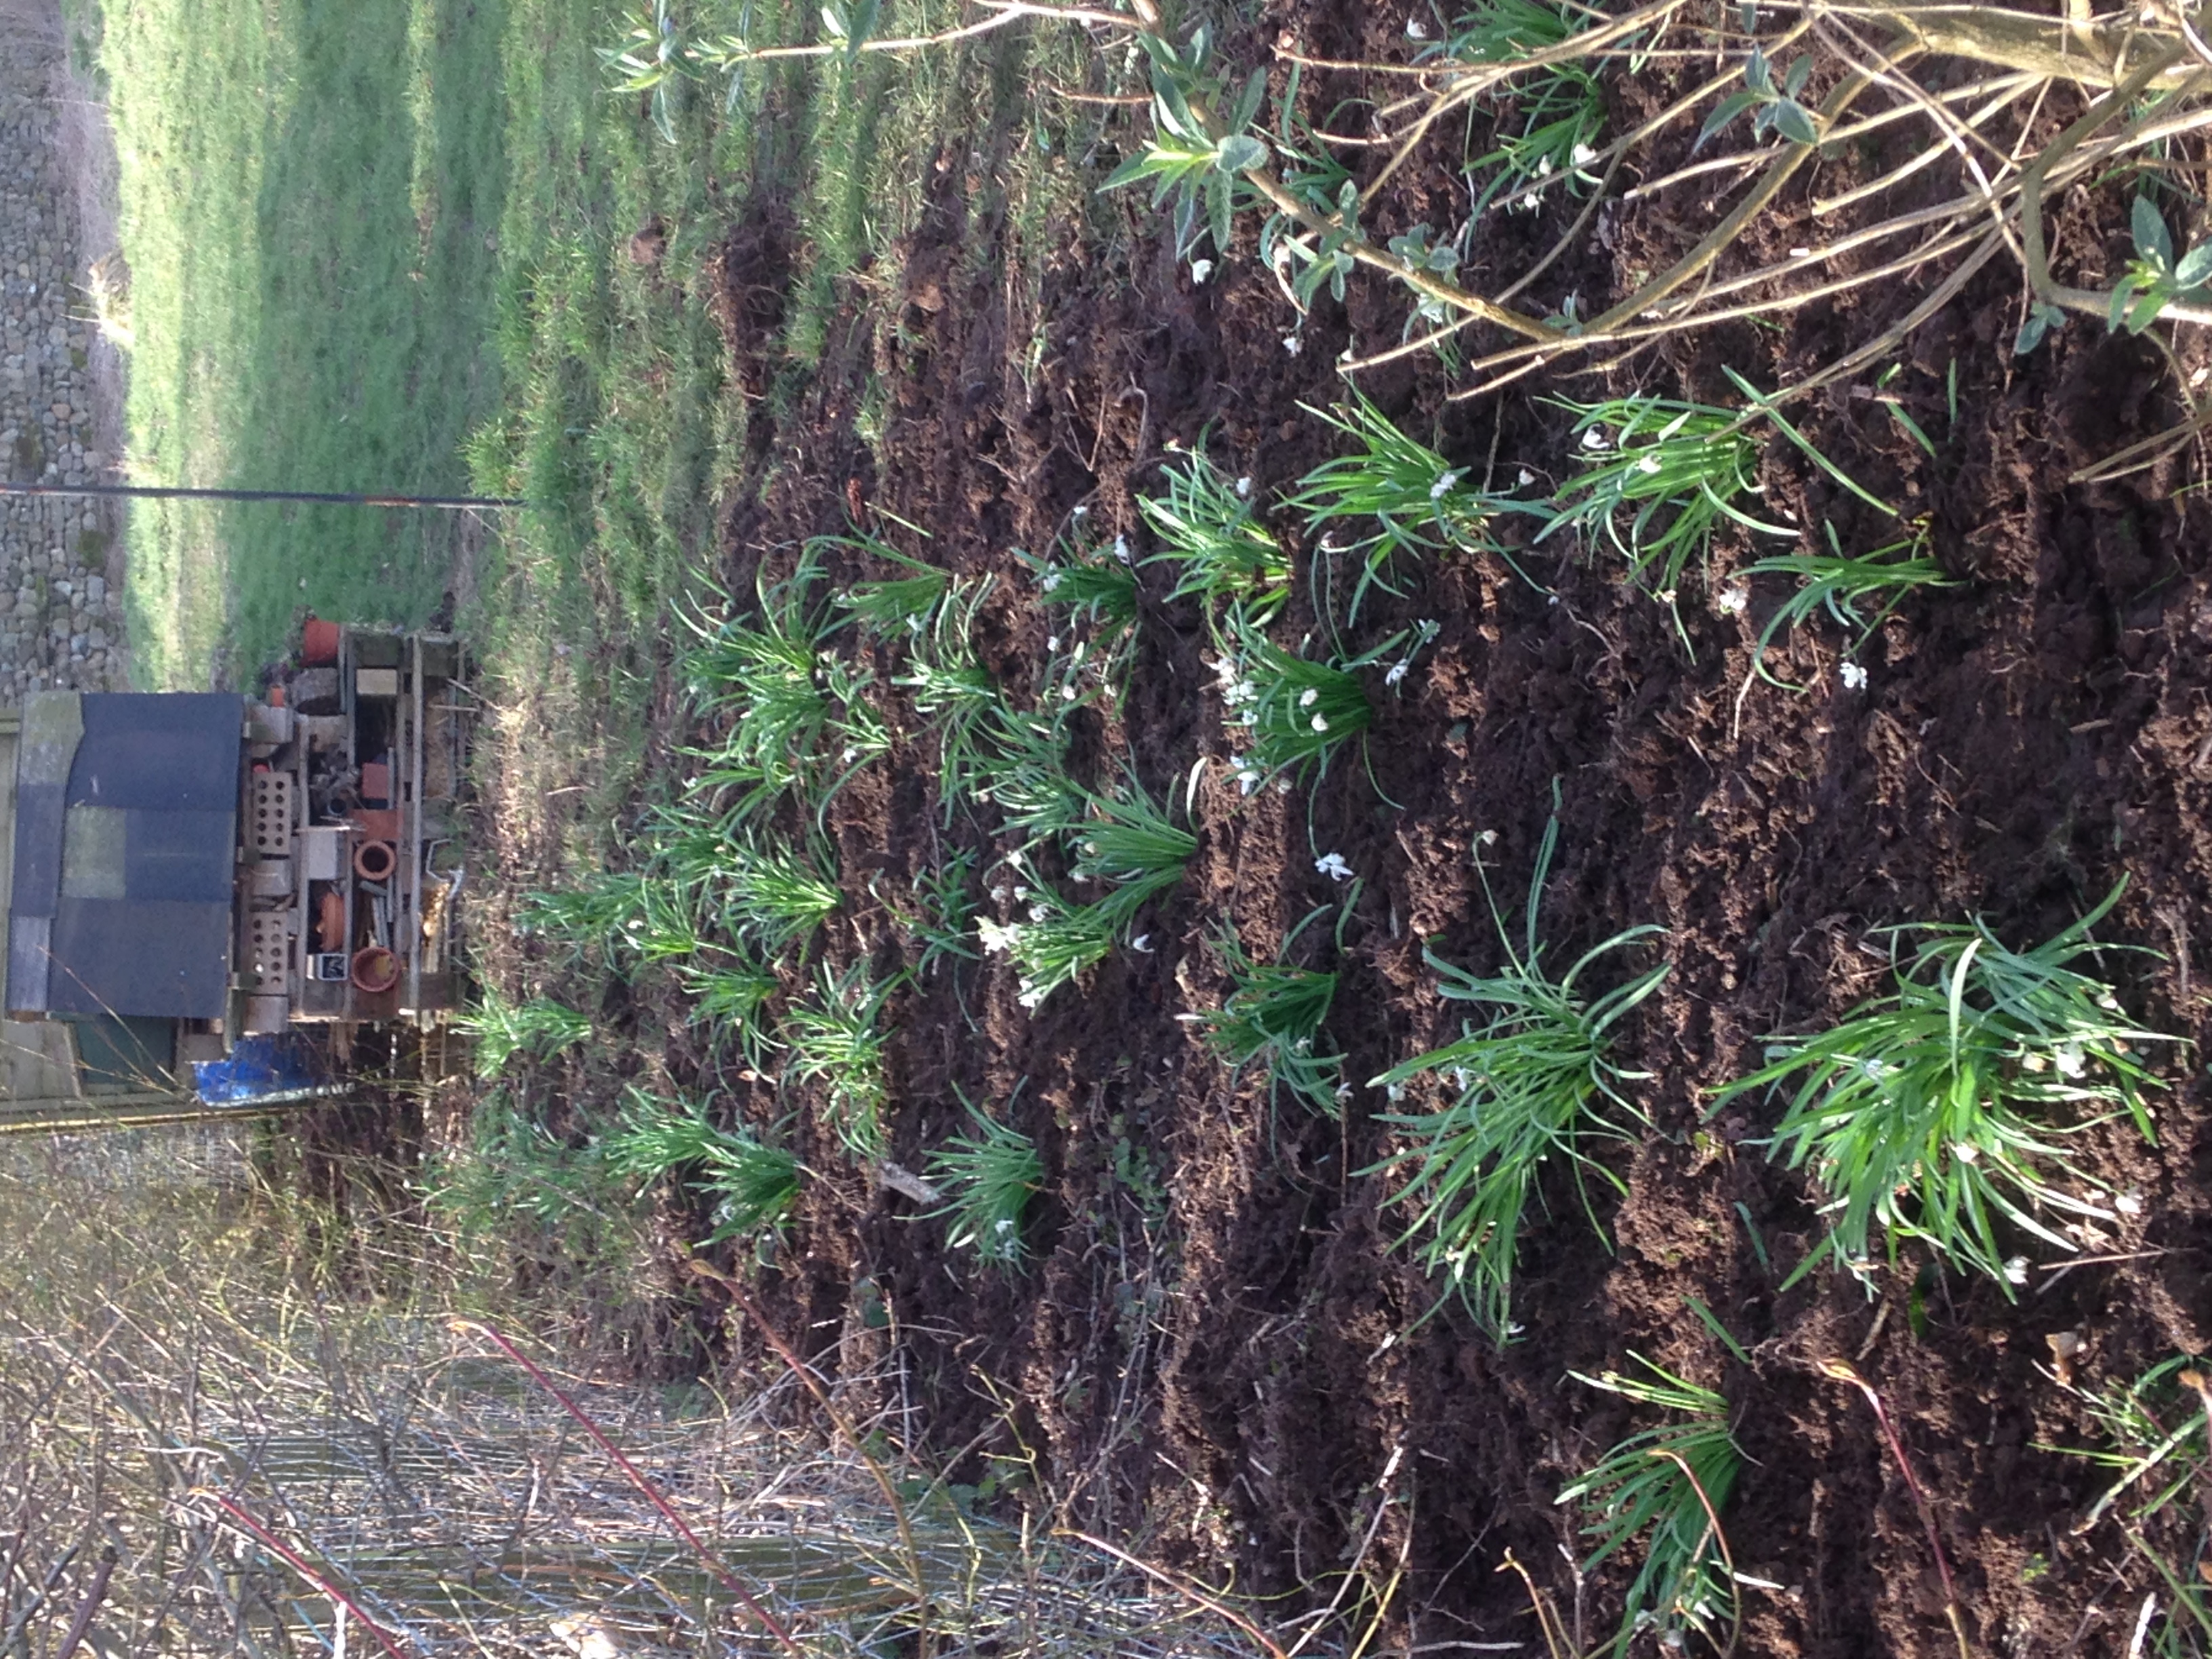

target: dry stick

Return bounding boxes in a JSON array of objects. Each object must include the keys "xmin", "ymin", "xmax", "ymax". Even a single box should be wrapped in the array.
[
  {"xmin": 50, "ymin": 1546, "xmax": 117, "ymax": 1659},
  {"xmin": 199, "ymin": 1496, "xmax": 413, "ymax": 1659},
  {"xmin": 1652, "ymin": 1447, "xmax": 1740, "ymax": 1659},
  {"xmin": 681, "ymin": 1258, "xmax": 936, "ymax": 1638},
  {"xmin": 450, "ymin": 1322, "xmax": 808, "ymax": 1659},
  {"xmin": 0, "ymin": 1544, "xmax": 79, "ymax": 1658},
  {"xmin": 1496, "ymin": 1549, "xmax": 1577, "ymax": 1659},
  {"xmin": 1819, "ymin": 1359, "xmax": 1973, "ymax": 1659},
  {"xmin": 700, "ymin": 0, "xmax": 1136, "ymax": 63},
  {"xmin": 1059, "ymin": 1529, "xmax": 1289, "ymax": 1659},
  {"xmin": 1813, "ymin": 73, "xmax": 2039, "ymax": 218}
]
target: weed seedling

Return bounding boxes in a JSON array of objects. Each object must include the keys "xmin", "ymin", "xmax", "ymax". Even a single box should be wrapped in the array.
[
  {"xmin": 1368, "ymin": 806, "xmax": 1670, "ymax": 1341},
  {"xmin": 783, "ymin": 961, "xmax": 905, "ymax": 1158},
  {"xmin": 1559, "ymin": 1355, "xmax": 1742, "ymax": 1656},
  {"xmin": 1732, "ymin": 522, "xmax": 1953, "ymax": 712},
  {"xmin": 925, "ymin": 1089, "xmax": 1046, "ymax": 1269},
  {"xmin": 1711, "ymin": 880, "xmax": 2178, "ymax": 1292}
]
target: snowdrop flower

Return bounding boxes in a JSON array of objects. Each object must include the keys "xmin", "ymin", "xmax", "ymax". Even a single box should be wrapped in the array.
[
  {"xmin": 1062, "ymin": 682, "xmax": 1078, "ymax": 701},
  {"xmin": 2003, "ymin": 1256, "xmax": 2030, "ymax": 1286},
  {"xmin": 1715, "ymin": 587, "xmax": 1749, "ymax": 616},
  {"xmin": 1236, "ymin": 475, "xmax": 1254, "ymax": 498},
  {"xmin": 1516, "ymin": 467, "xmax": 1536, "ymax": 488},
  {"xmin": 1571, "ymin": 142, "xmax": 1600, "ymax": 168},
  {"xmin": 1580, "ymin": 427, "xmax": 1610, "ymax": 451},
  {"xmin": 1130, "ymin": 934, "xmax": 1153, "ymax": 953},
  {"xmin": 1190, "ymin": 258, "xmax": 1215, "ymax": 285},
  {"xmin": 1838, "ymin": 660, "xmax": 1868, "ymax": 691},
  {"xmin": 1298, "ymin": 687, "xmax": 1319, "ymax": 708},
  {"xmin": 1385, "ymin": 660, "xmax": 1410, "ymax": 688},
  {"xmin": 1282, "ymin": 333, "xmax": 1303, "ymax": 356},
  {"xmin": 1046, "ymin": 635, "xmax": 1060, "ymax": 652},
  {"xmin": 1405, "ymin": 14, "xmax": 1427, "ymax": 38},
  {"xmin": 2116, "ymin": 1189, "xmax": 2145, "ymax": 1216},
  {"xmin": 996, "ymin": 1216, "xmax": 1015, "ymax": 1234},
  {"xmin": 1637, "ymin": 453, "xmax": 1663, "ymax": 474},
  {"xmin": 1950, "ymin": 1141, "xmax": 1980, "ymax": 1164},
  {"xmin": 1385, "ymin": 1081, "xmax": 1407, "ymax": 1103},
  {"xmin": 1861, "ymin": 1057, "xmax": 1888, "ymax": 1082},
  {"xmin": 979, "ymin": 918, "xmax": 1020, "ymax": 955},
  {"xmin": 1112, "ymin": 534, "xmax": 1132, "ymax": 565},
  {"xmin": 1430, "ymin": 468, "xmax": 1465, "ymax": 501},
  {"xmin": 1310, "ymin": 714, "xmax": 1330, "ymax": 733},
  {"xmin": 1072, "ymin": 503, "xmax": 1089, "ymax": 521},
  {"xmin": 2055, "ymin": 1043, "xmax": 2086, "ymax": 1078},
  {"xmin": 1315, "ymin": 852, "xmax": 1355, "ymax": 882}
]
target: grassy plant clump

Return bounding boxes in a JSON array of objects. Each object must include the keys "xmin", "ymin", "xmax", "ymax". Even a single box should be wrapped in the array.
[
  {"xmin": 601, "ymin": 1090, "xmax": 801, "ymax": 1244},
  {"xmin": 1212, "ymin": 613, "xmax": 1377, "ymax": 787},
  {"xmin": 520, "ymin": 870, "xmax": 703, "ymax": 970},
  {"xmin": 687, "ymin": 832, "xmax": 841, "ymax": 960},
  {"xmin": 674, "ymin": 958, "xmax": 781, "ymax": 1069},
  {"xmin": 783, "ymin": 962, "xmax": 905, "ymax": 1158},
  {"xmin": 1538, "ymin": 396, "xmax": 1788, "ymax": 602},
  {"xmin": 1187, "ymin": 920, "xmax": 1345, "ymax": 1114},
  {"xmin": 925, "ymin": 1093, "xmax": 1046, "ymax": 1270},
  {"xmin": 894, "ymin": 576, "xmax": 1008, "ymax": 821},
  {"xmin": 880, "ymin": 848, "xmax": 981, "ymax": 979},
  {"xmin": 1064, "ymin": 770, "xmax": 1197, "ymax": 921},
  {"xmin": 1137, "ymin": 445, "xmax": 1291, "ymax": 626},
  {"xmin": 1435, "ymin": 0, "xmax": 1607, "ymax": 217},
  {"xmin": 1368, "ymin": 810, "xmax": 1670, "ymax": 1340},
  {"xmin": 1733, "ymin": 523, "xmax": 1954, "ymax": 701},
  {"xmin": 1559, "ymin": 1355, "xmax": 1743, "ymax": 1656},
  {"xmin": 1286, "ymin": 393, "xmax": 1497, "ymax": 619},
  {"xmin": 1022, "ymin": 537, "xmax": 1140, "ymax": 649},
  {"xmin": 830, "ymin": 530, "xmax": 952, "ymax": 640},
  {"xmin": 456, "ymin": 988, "xmax": 594, "ymax": 1080},
  {"xmin": 678, "ymin": 548, "xmax": 845, "ymax": 795},
  {"xmin": 979, "ymin": 872, "xmax": 1120, "ymax": 1010},
  {"xmin": 1712, "ymin": 881, "xmax": 2176, "ymax": 1292}
]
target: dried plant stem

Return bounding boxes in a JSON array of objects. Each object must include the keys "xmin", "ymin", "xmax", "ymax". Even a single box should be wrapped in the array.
[
  {"xmin": 1820, "ymin": 1359, "xmax": 1972, "ymax": 1659},
  {"xmin": 452, "ymin": 1321, "xmax": 808, "ymax": 1659},
  {"xmin": 1061, "ymin": 1529, "xmax": 1290, "ymax": 1659},
  {"xmin": 200, "ymin": 1496, "xmax": 415, "ymax": 1659}
]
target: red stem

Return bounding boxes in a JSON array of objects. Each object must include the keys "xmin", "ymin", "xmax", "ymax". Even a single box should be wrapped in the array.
[
  {"xmin": 203, "ymin": 1494, "xmax": 414, "ymax": 1659},
  {"xmin": 454, "ymin": 1320, "xmax": 806, "ymax": 1659}
]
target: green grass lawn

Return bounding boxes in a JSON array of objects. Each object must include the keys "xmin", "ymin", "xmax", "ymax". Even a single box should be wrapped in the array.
[{"xmin": 98, "ymin": 0, "xmax": 507, "ymax": 687}]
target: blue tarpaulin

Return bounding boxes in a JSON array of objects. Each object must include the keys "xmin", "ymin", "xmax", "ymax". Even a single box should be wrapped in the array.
[{"xmin": 194, "ymin": 1034, "xmax": 325, "ymax": 1104}]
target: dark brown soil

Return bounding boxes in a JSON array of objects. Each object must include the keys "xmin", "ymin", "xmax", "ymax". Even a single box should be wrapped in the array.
[{"xmin": 630, "ymin": 4, "xmax": 2212, "ymax": 1653}]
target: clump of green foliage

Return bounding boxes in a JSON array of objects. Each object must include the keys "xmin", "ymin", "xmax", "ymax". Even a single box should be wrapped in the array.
[{"xmin": 926, "ymin": 1092, "xmax": 1046, "ymax": 1270}]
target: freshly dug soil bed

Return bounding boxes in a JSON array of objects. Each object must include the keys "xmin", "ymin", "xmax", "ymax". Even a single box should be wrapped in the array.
[{"xmin": 655, "ymin": 4, "xmax": 2212, "ymax": 1654}]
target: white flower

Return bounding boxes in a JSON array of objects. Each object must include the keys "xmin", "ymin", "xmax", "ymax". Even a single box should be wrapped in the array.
[
  {"xmin": 1430, "ymin": 469, "xmax": 1464, "ymax": 501},
  {"xmin": 1298, "ymin": 687, "xmax": 1319, "ymax": 708},
  {"xmin": 1838, "ymin": 660, "xmax": 1868, "ymax": 691},
  {"xmin": 1715, "ymin": 587, "xmax": 1749, "ymax": 616},
  {"xmin": 1571, "ymin": 142, "xmax": 1600, "ymax": 168},
  {"xmin": 2004, "ymin": 1256, "xmax": 2030, "ymax": 1286},
  {"xmin": 2054, "ymin": 1043, "xmax": 2086, "ymax": 1078},
  {"xmin": 1282, "ymin": 334, "xmax": 1303, "ymax": 356},
  {"xmin": 1236, "ymin": 475, "xmax": 1254, "ymax": 498},
  {"xmin": 1072, "ymin": 504, "xmax": 1089, "ymax": 520},
  {"xmin": 1404, "ymin": 14, "xmax": 1427, "ymax": 38},
  {"xmin": 1385, "ymin": 661, "xmax": 1410, "ymax": 688},
  {"xmin": 1190, "ymin": 258, "xmax": 1215, "ymax": 285},
  {"xmin": 1950, "ymin": 1141, "xmax": 1980, "ymax": 1164},
  {"xmin": 1580, "ymin": 427, "xmax": 1610, "ymax": 451},
  {"xmin": 1315, "ymin": 852, "xmax": 1355, "ymax": 882},
  {"xmin": 2116, "ymin": 1189, "xmax": 2145, "ymax": 1216},
  {"xmin": 1130, "ymin": 934, "xmax": 1153, "ymax": 953},
  {"xmin": 1637, "ymin": 453, "xmax": 1662, "ymax": 474},
  {"xmin": 1310, "ymin": 714, "xmax": 1330, "ymax": 732},
  {"xmin": 979, "ymin": 918, "xmax": 1021, "ymax": 955},
  {"xmin": 1385, "ymin": 1081, "xmax": 1407, "ymax": 1103},
  {"xmin": 1516, "ymin": 467, "xmax": 1536, "ymax": 487},
  {"xmin": 1046, "ymin": 635, "xmax": 1061, "ymax": 652},
  {"xmin": 1861, "ymin": 1057, "xmax": 1888, "ymax": 1082},
  {"xmin": 1112, "ymin": 534, "xmax": 1132, "ymax": 564},
  {"xmin": 996, "ymin": 1217, "xmax": 1015, "ymax": 1233}
]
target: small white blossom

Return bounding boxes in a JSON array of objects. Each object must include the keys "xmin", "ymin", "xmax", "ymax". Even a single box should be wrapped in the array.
[
  {"xmin": 1046, "ymin": 635, "xmax": 1061, "ymax": 652},
  {"xmin": 1715, "ymin": 587, "xmax": 1749, "ymax": 616},
  {"xmin": 1838, "ymin": 660, "xmax": 1868, "ymax": 691},
  {"xmin": 979, "ymin": 918, "xmax": 1021, "ymax": 955},
  {"xmin": 1571, "ymin": 142, "xmax": 1600, "ymax": 168},
  {"xmin": 1385, "ymin": 1082, "xmax": 1407, "ymax": 1103},
  {"xmin": 2116, "ymin": 1189, "xmax": 2145, "ymax": 1216},
  {"xmin": 1298, "ymin": 687, "xmax": 1319, "ymax": 708},
  {"xmin": 2055, "ymin": 1043, "xmax": 2086, "ymax": 1078},
  {"xmin": 1315, "ymin": 852, "xmax": 1355, "ymax": 882},
  {"xmin": 1236, "ymin": 475, "xmax": 1254, "ymax": 498},
  {"xmin": 1862, "ymin": 1057, "xmax": 1888, "ymax": 1082},
  {"xmin": 1385, "ymin": 661, "xmax": 1410, "ymax": 688},
  {"xmin": 1430, "ymin": 469, "xmax": 1465, "ymax": 501},
  {"xmin": 1190, "ymin": 258, "xmax": 1215, "ymax": 285},
  {"xmin": 2004, "ymin": 1256, "xmax": 2030, "ymax": 1286},
  {"xmin": 1283, "ymin": 333, "xmax": 1303, "ymax": 356},
  {"xmin": 1072, "ymin": 504, "xmax": 1089, "ymax": 521},
  {"xmin": 1950, "ymin": 1141, "xmax": 1981, "ymax": 1164},
  {"xmin": 1637, "ymin": 453, "xmax": 1663, "ymax": 474},
  {"xmin": 1404, "ymin": 14, "xmax": 1427, "ymax": 37},
  {"xmin": 1112, "ymin": 534, "xmax": 1132, "ymax": 565},
  {"xmin": 1129, "ymin": 934, "xmax": 1153, "ymax": 954},
  {"xmin": 1516, "ymin": 467, "xmax": 1536, "ymax": 487},
  {"xmin": 1310, "ymin": 714, "xmax": 1330, "ymax": 732},
  {"xmin": 1581, "ymin": 427, "xmax": 1610, "ymax": 451}
]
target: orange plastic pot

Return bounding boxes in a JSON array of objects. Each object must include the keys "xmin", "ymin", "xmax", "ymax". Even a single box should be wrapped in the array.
[{"xmin": 302, "ymin": 617, "xmax": 342, "ymax": 665}]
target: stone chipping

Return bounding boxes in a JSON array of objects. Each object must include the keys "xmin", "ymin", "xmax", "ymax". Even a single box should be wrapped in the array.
[{"xmin": 0, "ymin": 15, "xmax": 124, "ymax": 695}]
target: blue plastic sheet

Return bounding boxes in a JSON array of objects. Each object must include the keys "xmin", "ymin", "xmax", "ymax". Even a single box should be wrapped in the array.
[{"xmin": 193, "ymin": 1034, "xmax": 325, "ymax": 1104}]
